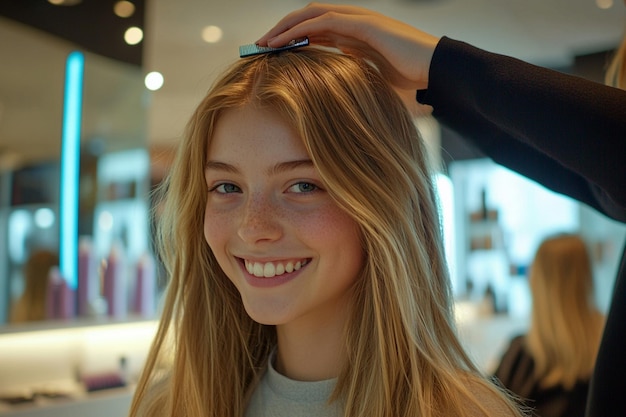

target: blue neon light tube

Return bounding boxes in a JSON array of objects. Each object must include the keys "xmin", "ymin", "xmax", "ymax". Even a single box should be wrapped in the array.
[{"xmin": 59, "ymin": 51, "xmax": 85, "ymax": 289}]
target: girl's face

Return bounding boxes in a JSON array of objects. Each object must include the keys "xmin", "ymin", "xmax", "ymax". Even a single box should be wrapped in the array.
[{"xmin": 204, "ymin": 103, "xmax": 364, "ymax": 329}]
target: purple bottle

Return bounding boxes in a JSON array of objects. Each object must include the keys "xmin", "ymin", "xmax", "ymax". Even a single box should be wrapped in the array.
[
  {"xmin": 78, "ymin": 237, "xmax": 98, "ymax": 316},
  {"xmin": 103, "ymin": 244, "xmax": 127, "ymax": 319},
  {"xmin": 133, "ymin": 252, "xmax": 156, "ymax": 317}
]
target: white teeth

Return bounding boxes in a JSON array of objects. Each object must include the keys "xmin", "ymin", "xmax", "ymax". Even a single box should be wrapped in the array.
[
  {"xmin": 244, "ymin": 259, "xmax": 308, "ymax": 278},
  {"xmin": 263, "ymin": 263, "xmax": 275, "ymax": 278}
]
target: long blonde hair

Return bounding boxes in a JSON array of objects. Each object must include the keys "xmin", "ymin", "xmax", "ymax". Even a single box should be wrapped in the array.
[
  {"xmin": 526, "ymin": 234, "xmax": 604, "ymax": 389},
  {"xmin": 130, "ymin": 47, "xmax": 523, "ymax": 417},
  {"xmin": 605, "ymin": 31, "xmax": 626, "ymax": 89}
]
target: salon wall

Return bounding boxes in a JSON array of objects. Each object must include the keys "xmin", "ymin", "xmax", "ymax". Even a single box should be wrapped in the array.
[
  {"xmin": 0, "ymin": 5, "xmax": 160, "ymax": 413},
  {"xmin": 0, "ymin": 5, "xmax": 156, "ymax": 328}
]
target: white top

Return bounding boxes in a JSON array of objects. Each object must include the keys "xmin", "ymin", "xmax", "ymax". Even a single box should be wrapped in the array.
[{"xmin": 245, "ymin": 351, "xmax": 342, "ymax": 417}]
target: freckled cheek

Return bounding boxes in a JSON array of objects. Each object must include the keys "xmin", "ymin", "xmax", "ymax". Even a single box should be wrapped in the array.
[
  {"xmin": 297, "ymin": 205, "xmax": 362, "ymax": 247},
  {"xmin": 203, "ymin": 204, "xmax": 232, "ymax": 248}
]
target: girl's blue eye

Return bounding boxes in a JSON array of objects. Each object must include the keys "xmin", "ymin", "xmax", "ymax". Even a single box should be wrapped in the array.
[
  {"xmin": 288, "ymin": 182, "xmax": 318, "ymax": 193},
  {"xmin": 211, "ymin": 183, "xmax": 241, "ymax": 194}
]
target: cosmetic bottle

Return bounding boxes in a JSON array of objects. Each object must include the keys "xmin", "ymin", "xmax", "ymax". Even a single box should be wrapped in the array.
[
  {"xmin": 46, "ymin": 267, "xmax": 75, "ymax": 320},
  {"xmin": 103, "ymin": 243, "xmax": 127, "ymax": 318},
  {"xmin": 58, "ymin": 274, "xmax": 76, "ymax": 320},
  {"xmin": 46, "ymin": 267, "xmax": 61, "ymax": 320},
  {"xmin": 78, "ymin": 236, "xmax": 98, "ymax": 316},
  {"xmin": 133, "ymin": 252, "xmax": 156, "ymax": 317}
]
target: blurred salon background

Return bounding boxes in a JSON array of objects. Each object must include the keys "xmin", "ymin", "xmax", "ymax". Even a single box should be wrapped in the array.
[{"xmin": 0, "ymin": 1, "xmax": 624, "ymax": 416}]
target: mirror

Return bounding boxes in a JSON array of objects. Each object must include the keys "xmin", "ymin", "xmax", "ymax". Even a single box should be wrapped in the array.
[{"xmin": 0, "ymin": 15, "xmax": 153, "ymax": 328}]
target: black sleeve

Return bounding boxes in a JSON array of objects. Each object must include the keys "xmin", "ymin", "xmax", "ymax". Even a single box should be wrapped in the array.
[
  {"xmin": 492, "ymin": 335, "xmax": 536, "ymax": 400},
  {"xmin": 416, "ymin": 36, "xmax": 626, "ymax": 222}
]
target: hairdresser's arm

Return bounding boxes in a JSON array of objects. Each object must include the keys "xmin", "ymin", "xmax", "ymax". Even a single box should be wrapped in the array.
[
  {"xmin": 417, "ymin": 37, "xmax": 626, "ymax": 222},
  {"xmin": 259, "ymin": 3, "xmax": 626, "ymax": 221}
]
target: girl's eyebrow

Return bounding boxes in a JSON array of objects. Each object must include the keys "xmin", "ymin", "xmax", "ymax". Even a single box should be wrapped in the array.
[
  {"xmin": 205, "ymin": 160, "xmax": 238, "ymax": 173},
  {"xmin": 205, "ymin": 159, "xmax": 314, "ymax": 176},
  {"xmin": 268, "ymin": 159, "xmax": 314, "ymax": 175}
]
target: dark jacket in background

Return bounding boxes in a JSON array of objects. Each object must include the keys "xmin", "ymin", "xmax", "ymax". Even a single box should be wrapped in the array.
[{"xmin": 493, "ymin": 335, "xmax": 589, "ymax": 417}]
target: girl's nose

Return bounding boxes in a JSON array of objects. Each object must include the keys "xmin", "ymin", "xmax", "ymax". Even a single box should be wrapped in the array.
[{"xmin": 237, "ymin": 193, "xmax": 283, "ymax": 244}]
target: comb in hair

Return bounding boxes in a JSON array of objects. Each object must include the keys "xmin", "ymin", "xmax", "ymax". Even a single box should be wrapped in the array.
[{"xmin": 239, "ymin": 38, "xmax": 309, "ymax": 58}]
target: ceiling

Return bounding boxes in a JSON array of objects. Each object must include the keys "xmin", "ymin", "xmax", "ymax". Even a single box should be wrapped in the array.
[
  {"xmin": 0, "ymin": 0, "xmax": 624, "ymax": 168},
  {"xmin": 144, "ymin": 0, "xmax": 625, "ymax": 148}
]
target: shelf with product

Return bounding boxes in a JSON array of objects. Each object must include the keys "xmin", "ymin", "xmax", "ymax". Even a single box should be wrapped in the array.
[
  {"xmin": 465, "ymin": 187, "xmax": 509, "ymax": 314},
  {"xmin": 0, "ymin": 384, "xmax": 134, "ymax": 417},
  {"xmin": 0, "ymin": 318, "xmax": 158, "ymax": 416},
  {"xmin": 449, "ymin": 158, "xmax": 626, "ymax": 318}
]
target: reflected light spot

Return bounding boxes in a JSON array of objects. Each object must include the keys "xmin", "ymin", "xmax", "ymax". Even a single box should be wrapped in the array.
[
  {"xmin": 114, "ymin": 1, "xmax": 135, "ymax": 18},
  {"xmin": 99, "ymin": 211, "xmax": 114, "ymax": 231},
  {"xmin": 202, "ymin": 25, "xmax": 223, "ymax": 43},
  {"xmin": 34, "ymin": 208, "xmax": 55, "ymax": 229},
  {"xmin": 8, "ymin": 209, "xmax": 31, "ymax": 263},
  {"xmin": 595, "ymin": 0, "xmax": 613, "ymax": 8},
  {"xmin": 124, "ymin": 26, "xmax": 143, "ymax": 45},
  {"xmin": 145, "ymin": 71, "xmax": 164, "ymax": 91}
]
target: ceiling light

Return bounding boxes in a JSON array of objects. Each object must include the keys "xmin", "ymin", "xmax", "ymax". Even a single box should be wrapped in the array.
[
  {"xmin": 48, "ymin": 0, "xmax": 82, "ymax": 5},
  {"xmin": 145, "ymin": 72, "xmax": 164, "ymax": 91},
  {"xmin": 595, "ymin": 0, "xmax": 613, "ymax": 9},
  {"xmin": 202, "ymin": 25, "xmax": 223, "ymax": 43},
  {"xmin": 114, "ymin": 1, "xmax": 136, "ymax": 18},
  {"xmin": 124, "ymin": 27, "xmax": 144, "ymax": 45}
]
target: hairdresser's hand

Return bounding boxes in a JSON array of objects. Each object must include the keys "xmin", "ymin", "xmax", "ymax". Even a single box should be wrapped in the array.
[{"xmin": 256, "ymin": 3, "xmax": 440, "ymax": 91}]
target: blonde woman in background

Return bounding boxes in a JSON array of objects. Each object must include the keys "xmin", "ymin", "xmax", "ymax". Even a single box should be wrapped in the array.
[
  {"xmin": 257, "ymin": 4, "xmax": 625, "ymax": 416},
  {"xmin": 493, "ymin": 235, "xmax": 605, "ymax": 417},
  {"xmin": 605, "ymin": 30, "xmax": 626, "ymax": 88},
  {"xmin": 128, "ymin": 46, "xmax": 525, "ymax": 417},
  {"xmin": 10, "ymin": 249, "xmax": 58, "ymax": 323}
]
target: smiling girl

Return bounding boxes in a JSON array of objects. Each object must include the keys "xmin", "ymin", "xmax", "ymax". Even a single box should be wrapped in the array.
[{"xmin": 129, "ymin": 47, "xmax": 525, "ymax": 417}]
